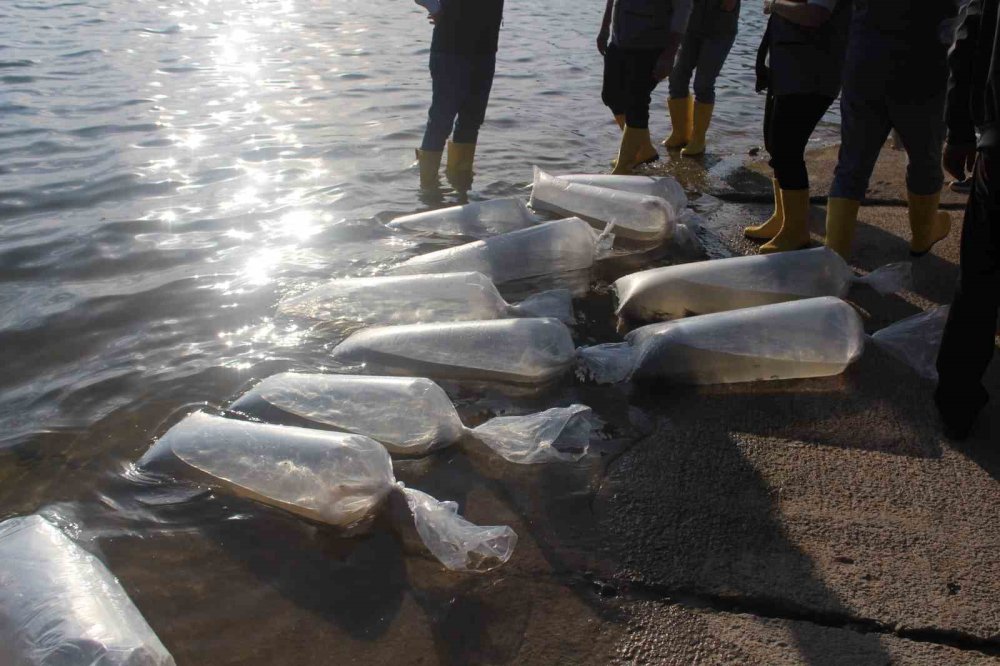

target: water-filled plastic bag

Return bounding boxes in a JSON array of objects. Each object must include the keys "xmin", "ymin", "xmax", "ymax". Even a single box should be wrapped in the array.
[
  {"xmin": 551, "ymin": 173, "xmax": 687, "ymax": 213},
  {"xmin": 387, "ymin": 197, "xmax": 536, "ymax": 238},
  {"xmin": 0, "ymin": 515, "xmax": 175, "ymax": 666},
  {"xmin": 330, "ymin": 318, "xmax": 576, "ymax": 384},
  {"xmin": 278, "ymin": 272, "xmax": 573, "ymax": 327},
  {"xmin": 615, "ymin": 247, "xmax": 911, "ymax": 322},
  {"xmin": 529, "ymin": 167, "xmax": 676, "ymax": 241},
  {"xmin": 578, "ymin": 297, "xmax": 866, "ymax": 385},
  {"xmin": 392, "ymin": 217, "xmax": 606, "ymax": 290},
  {"xmin": 232, "ymin": 373, "xmax": 592, "ymax": 462},
  {"xmin": 139, "ymin": 412, "xmax": 516, "ymax": 571}
]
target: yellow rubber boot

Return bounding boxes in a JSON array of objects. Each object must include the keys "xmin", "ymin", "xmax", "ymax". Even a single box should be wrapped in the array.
[
  {"xmin": 823, "ymin": 197, "xmax": 861, "ymax": 260},
  {"xmin": 744, "ymin": 178, "xmax": 784, "ymax": 240},
  {"xmin": 611, "ymin": 126, "xmax": 649, "ymax": 175},
  {"xmin": 908, "ymin": 190, "xmax": 951, "ymax": 257},
  {"xmin": 663, "ymin": 96, "xmax": 693, "ymax": 149},
  {"xmin": 682, "ymin": 101, "xmax": 714, "ymax": 157},
  {"xmin": 445, "ymin": 141, "xmax": 476, "ymax": 191},
  {"xmin": 416, "ymin": 148, "xmax": 443, "ymax": 189},
  {"xmin": 614, "ymin": 114, "xmax": 625, "ymax": 130},
  {"xmin": 760, "ymin": 189, "xmax": 811, "ymax": 254}
]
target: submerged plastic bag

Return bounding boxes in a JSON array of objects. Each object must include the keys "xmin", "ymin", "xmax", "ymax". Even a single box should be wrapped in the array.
[
  {"xmin": 330, "ymin": 317, "xmax": 576, "ymax": 384},
  {"xmin": 0, "ymin": 515, "xmax": 175, "ymax": 666},
  {"xmin": 392, "ymin": 217, "xmax": 608, "ymax": 290},
  {"xmin": 615, "ymin": 247, "xmax": 911, "ymax": 322},
  {"xmin": 387, "ymin": 197, "xmax": 536, "ymax": 238},
  {"xmin": 870, "ymin": 306, "xmax": 949, "ymax": 382},
  {"xmin": 278, "ymin": 272, "xmax": 574, "ymax": 327},
  {"xmin": 578, "ymin": 296, "xmax": 865, "ymax": 385},
  {"xmin": 550, "ymin": 173, "xmax": 687, "ymax": 213},
  {"xmin": 232, "ymin": 373, "xmax": 592, "ymax": 462},
  {"xmin": 529, "ymin": 167, "xmax": 677, "ymax": 242},
  {"xmin": 139, "ymin": 412, "xmax": 516, "ymax": 572}
]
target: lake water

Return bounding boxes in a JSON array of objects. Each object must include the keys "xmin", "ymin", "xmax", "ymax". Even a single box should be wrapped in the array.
[{"xmin": 0, "ymin": 1, "xmax": 840, "ymax": 662}]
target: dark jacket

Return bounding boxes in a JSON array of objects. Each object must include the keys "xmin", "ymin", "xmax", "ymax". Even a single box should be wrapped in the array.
[
  {"xmin": 765, "ymin": 0, "xmax": 851, "ymax": 98},
  {"xmin": 947, "ymin": 0, "xmax": 1000, "ymax": 149},
  {"xmin": 611, "ymin": 0, "xmax": 693, "ymax": 49},
  {"xmin": 687, "ymin": 0, "xmax": 740, "ymax": 39},
  {"xmin": 431, "ymin": 0, "xmax": 504, "ymax": 55}
]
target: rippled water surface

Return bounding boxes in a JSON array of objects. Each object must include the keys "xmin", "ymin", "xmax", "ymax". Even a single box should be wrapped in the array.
[{"xmin": 0, "ymin": 1, "xmax": 839, "ymax": 662}]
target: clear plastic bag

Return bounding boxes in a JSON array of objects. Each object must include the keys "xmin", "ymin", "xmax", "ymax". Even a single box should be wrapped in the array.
[
  {"xmin": 529, "ymin": 167, "xmax": 677, "ymax": 242},
  {"xmin": 232, "ymin": 373, "xmax": 592, "ymax": 462},
  {"xmin": 548, "ymin": 173, "xmax": 687, "ymax": 214},
  {"xmin": 387, "ymin": 197, "xmax": 536, "ymax": 239},
  {"xmin": 615, "ymin": 247, "xmax": 911, "ymax": 322},
  {"xmin": 391, "ymin": 217, "xmax": 607, "ymax": 289},
  {"xmin": 0, "ymin": 515, "xmax": 175, "ymax": 666},
  {"xmin": 330, "ymin": 317, "xmax": 577, "ymax": 385},
  {"xmin": 578, "ymin": 296, "xmax": 866, "ymax": 385},
  {"xmin": 139, "ymin": 412, "xmax": 516, "ymax": 572},
  {"xmin": 278, "ymin": 272, "xmax": 573, "ymax": 327},
  {"xmin": 870, "ymin": 306, "xmax": 949, "ymax": 381}
]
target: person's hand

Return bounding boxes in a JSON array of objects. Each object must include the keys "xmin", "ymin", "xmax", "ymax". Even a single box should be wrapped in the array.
[
  {"xmin": 943, "ymin": 142, "xmax": 978, "ymax": 181},
  {"xmin": 722, "ymin": 0, "xmax": 738, "ymax": 11},
  {"xmin": 763, "ymin": 0, "xmax": 774, "ymax": 15},
  {"xmin": 427, "ymin": 11, "xmax": 440, "ymax": 24},
  {"xmin": 597, "ymin": 27, "xmax": 609, "ymax": 55},
  {"xmin": 653, "ymin": 50, "xmax": 674, "ymax": 81}
]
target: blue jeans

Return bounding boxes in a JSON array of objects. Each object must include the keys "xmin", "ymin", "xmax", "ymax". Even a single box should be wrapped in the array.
[
  {"xmin": 667, "ymin": 31, "xmax": 736, "ymax": 104},
  {"xmin": 830, "ymin": 84, "xmax": 947, "ymax": 200},
  {"xmin": 420, "ymin": 51, "xmax": 496, "ymax": 152}
]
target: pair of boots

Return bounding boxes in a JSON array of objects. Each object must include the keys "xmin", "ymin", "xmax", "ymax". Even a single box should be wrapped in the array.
[
  {"xmin": 746, "ymin": 179, "xmax": 952, "ymax": 258},
  {"xmin": 743, "ymin": 179, "xmax": 812, "ymax": 254},
  {"xmin": 416, "ymin": 140, "xmax": 475, "ymax": 190},
  {"xmin": 824, "ymin": 193, "xmax": 951, "ymax": 260},
  {"xmin": 663, "ymin": 96, "xmax": 713, "ymax": 157}
]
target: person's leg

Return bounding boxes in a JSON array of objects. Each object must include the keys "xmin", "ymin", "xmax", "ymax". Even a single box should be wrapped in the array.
[
  {"xmin": 759, "ymin": 94, "xmax": 834, "ymax": 253},
  {"xmin": 602, "ymin": 43, "xmax": 628, "ymax": 128},
  {"xmin": 889, "ymin": 89, "xmax": 951, "ymax": 255},
  {"xmin": 448, "ymin": 54, "xmax": 496, "ymax": 190},
  {"xmin": 935, "ymin": 153, "xmax": 1000, "ymax": 438},
  {"xmin": 825, "ymin": 88, "xmax": 893, "ymax": 258},
  {"xmin": 417, "ymin": 52, "xmax": 463, "ymax": 187},
  {"xmin": 683, "ymin": 32, "xmax": 736, "ymax": 157},
  {"xmin": 612, "ymin": 49, "xmax": 662, "ymax": 174},
  {"xmin": 664, "ymin": 34, "xmax": 698, "ymax": 148},
  {"xmin": 745, "ymin": 93, "xmax": 784, "ymax": 240}
]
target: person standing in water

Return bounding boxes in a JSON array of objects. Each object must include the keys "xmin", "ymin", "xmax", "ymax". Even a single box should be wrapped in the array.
[
  {"xmin": 663, "ymin": 0, "xmax": 741, "ymax": 157},
  {"xmin": 823, "ymin": 1, "xmax": 958, "ymax": 259},
  {"xmin": 598, "ymin": 0, "xmax": 694, "ymax": 175},
  {"xmin": 743, "ymin": 0, "xmax": 851, "ymax": 254},
  {"xmin": 935, "ymin": 0, "xmax": 1000, "ymax": 440},
  {"xmin": 414, "ymin": 0, "xmax": 504, "ymax": 191}
]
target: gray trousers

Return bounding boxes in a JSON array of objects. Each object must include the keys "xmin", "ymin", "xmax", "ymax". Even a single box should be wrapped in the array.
[
  {"xmin": 667, "ymin": 31, "xmax": 736, "ymax": 104},
  {"xmin": 830, "ymin": 86, "xmax": 947, "ymax": 200}
]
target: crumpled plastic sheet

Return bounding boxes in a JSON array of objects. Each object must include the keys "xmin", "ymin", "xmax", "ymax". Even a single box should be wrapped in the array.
[
  {"xmin": 329, "ymin": 317, "xmax": 577, "ymax": 385},
  {"xmin": 529, "ymin": 167, "xmax": 676, "ymax": 242},
  {"xmin": 549, "ymin": 173, "xmax": 687, "ymax": 214},
  {"xmin": 387, "ymin": 197, "xmax": 537, "ymax": 239},
  {"xmin": 0, "ymin": 515, "xmax": 176, "ymax": 666},
  {"xmin": 615, "ymin": 247, "xmax": 911, "ymax": 322},
  {"xmin": 231, "ymin": 373, "xmax": 592, "ymax": 463},
  {"xmin": 139, "ymin": 412, "xmax": 516, "ymax": 572},
  {"xmin": 870, "ymin": 306, "xmax": 950, "ymax": 382},
  {"xmin": 277, "ymin": 272, "xmax": 574, "ymax": 327},
  {"xmin": 391, "ymin": 217, "xmax": 608, "ymax": 291},
  {"xmin": 578, "ymin": 296, "xmax": 866, "ymax": 385}
]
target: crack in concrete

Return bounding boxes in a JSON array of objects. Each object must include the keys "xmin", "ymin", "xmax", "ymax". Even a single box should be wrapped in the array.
[{"xmin": 573, "ymin": 573, "xmax": 1000, "ymax": 657}]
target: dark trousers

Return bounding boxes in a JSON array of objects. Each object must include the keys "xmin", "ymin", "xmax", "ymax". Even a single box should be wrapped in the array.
[
  {"xmin": 936, "ymin": 152, "xmax": 1000, "ymax": 418},
  {"xmin": 601, "ymin": 43, "xmax": 664, "ymax": 129},
  {"xmin": 763, "ymin": 92, "xmax": 835, "ymax": 190},
  {"xmin": 420, "ymin": 51, "xmax": 496, "ymax": 152}
]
